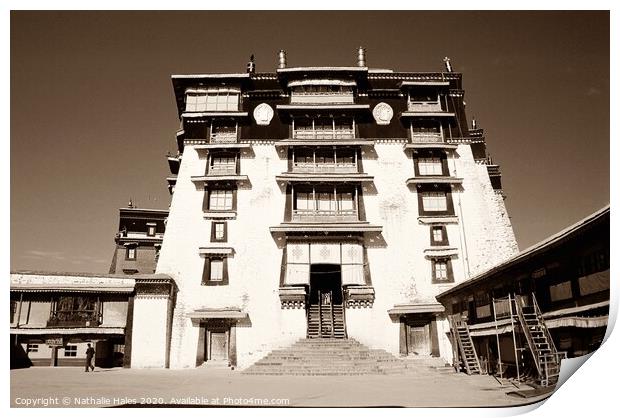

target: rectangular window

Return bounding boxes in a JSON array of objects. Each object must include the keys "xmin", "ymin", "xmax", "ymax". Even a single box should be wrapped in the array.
[
  {"xmin": 210, "ymin": 259, "xmax": 224, "ymax": 281},
  {"xmin": 434, "ymin": 260, "xmax": 448, "ymax": 280},
  {"xmin": 432, "ymin": 227, "xmax": 443, "ymax": 242},
  {"xmin": 418, "ymin": 158, "xmax": 443, "ymax": 176},
  {"xmin": 210, "ymin": 154, "xmax": 236, "ymax": 174},
  {"xmin": 11, "ymin": 300, "xmax": 17, "ymax": 323},
  {"xmin": 147, "ymin": 224, "xmax": 156, "ymax": 237},
  {"xmin": 549, "ymin": 281, "xmax": 573, "ymax": 302},
  {"xmin": 27, "ymin": 343, "xmax": 39, "ymax": 353},
  {"xmin": 202, "ymin": 257, "xmax": 229, "ymax": 285},
  {"xmin": 209, "ymin": 189, "xmax": 234, "ymax": 211},
  {"xmin": 422, "ymin": 192, "xmax": 448, "ymax": 212},
  {"xmin": 64, "ymin": 345, "xmax": 78, "ymax": 357},
  {"xmin": 211, "ymin": 222, "xmax": 227, "ymax": 242},
  {"xmin": 578, "ymin": 271, "xmax": 610, "ymax": 296},
  {"xmin": 430, "ymin": 225, "xmax": 448, "ymax": 246},
  {"xmin": 186, "ymin": 89, "xmax": 239, "ymax": 112},
  {"xmin": 126, "ymin": 246, "xmax": 136, "ymax": 260},
  {"xmin": 432, "ymin": 258, "xmax": 454, "ymax": 283}
]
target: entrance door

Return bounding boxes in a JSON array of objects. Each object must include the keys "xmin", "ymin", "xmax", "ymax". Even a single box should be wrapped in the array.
[
  {"xmin": 309, "ymin": 264, "xmax": 343, "ymax": 304},
  {"xmin": 209, "ymin": 331, "xmax": 228, "ymax": 361},
  {"xmin": 407, "ymin": 324, "xmax": 431, "ymax": 356}
]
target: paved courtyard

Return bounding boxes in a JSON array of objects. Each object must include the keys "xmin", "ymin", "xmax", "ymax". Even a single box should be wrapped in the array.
[{"xmin": 11, "ymin": 365, "xmax": 552, "ymax": 408}]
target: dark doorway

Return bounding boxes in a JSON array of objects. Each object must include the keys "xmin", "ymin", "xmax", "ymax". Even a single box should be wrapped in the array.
[{"xmin": 309, "ymin": 264, "xmax": 343, "ymax": 304}]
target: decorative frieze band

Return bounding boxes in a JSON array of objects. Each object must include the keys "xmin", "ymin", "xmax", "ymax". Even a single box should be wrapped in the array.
[
  {"xmin": 344, "ymin": 285, "xmax": 375, "ymax": 309},
  {"xmin": 279, "ymin": 286, "xmax": 307, "ymax": 309}
]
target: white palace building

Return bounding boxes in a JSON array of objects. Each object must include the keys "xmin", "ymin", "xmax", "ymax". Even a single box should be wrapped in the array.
[{"xmin": 11, "ymin": 49, "xmax": 519, "ymax": 371}]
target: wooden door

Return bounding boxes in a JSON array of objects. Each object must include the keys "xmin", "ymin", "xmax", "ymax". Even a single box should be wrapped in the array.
[
  {"xmin": 407, "ymin": 324, "xmax": 431, "ymax": 355},
  {"xmin": 209, "ymin": 331, "xmax": 228, "ymax": 361}
]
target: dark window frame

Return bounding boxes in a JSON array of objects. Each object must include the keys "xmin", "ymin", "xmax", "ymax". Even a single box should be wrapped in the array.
[
  {"xmin": 414, "ymin": 151, "xmax": 449, "ymax": 177},
  {"xmin": 201, "ymin": 256, "xmax": 229, "ymax": 286},
  {"xmin": 146, "ymin": 223, "xmax": 157, "ymax": 237},
  {"xmin": 125, "ymin": 245, "xmax": 137, "ymax": 261},
  {"xmin": 430, "ymin": 225, "xmax": 449, "ymax": 246},
  {"xmin": 417, "ymin": 186, "xmax": 455, "ymax": 216},
  {"xmin": 64, "ymin": 345, "xmax": 78, "ymax": 357},
  {"xmin": 203, "ymin": 185, "xmax": 238, "ymax": 212},
  {"xmin": 211, "ymin": 221, "xmax": 228, "ymax": 242},
  {"xmin": 431, "ymin": 257, "xmax": 454, "ymax": 284}
]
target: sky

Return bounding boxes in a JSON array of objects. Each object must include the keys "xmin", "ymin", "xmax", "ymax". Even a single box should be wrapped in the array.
[{"xmin": 10, "ymin": 11, "xmax": 609, "ymax": 274}]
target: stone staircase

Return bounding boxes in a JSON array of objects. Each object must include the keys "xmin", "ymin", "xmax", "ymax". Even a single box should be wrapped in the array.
[{"xmin": 243, "ymin": 338, "xmax": 412, "ymax": 376}]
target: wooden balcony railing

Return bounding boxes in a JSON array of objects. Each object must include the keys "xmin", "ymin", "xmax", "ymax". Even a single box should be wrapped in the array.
[
  {"xmin": 408, "ymin": 102, "xmax": 443, "ymax": 112},
  {"xmin": 208, "ymin": 165, "xmax": 237, "ymax": 175},
  {"xmin": 293, "ymin": 130, "xmax": 355, "ymax": 140},
  {"xmin": 47, "ymin": 310, "xmax": 101, "ymax": 328},
  {"xmin": 210, "ymin": 132, "xmax": 238, "ymax": 143},
  {"xmin": 411, "ymin": 133, "xmax": 444, "ymax": 143},
  {"xmin": 292, "ymin": 209, "xmax": 358, "ymax": 222},
  {"xmin": 292, "ymin": 162, "xmax": 357, "ymax": 173},
  {"xmin": 290, "ymin": 93, "xmax": 355, "ymax": 105}
]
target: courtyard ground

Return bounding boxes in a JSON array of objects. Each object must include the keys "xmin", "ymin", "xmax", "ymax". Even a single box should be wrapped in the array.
[{"xmin": 10, "ymin": 366, "xmax": 550, "ymax": 408}]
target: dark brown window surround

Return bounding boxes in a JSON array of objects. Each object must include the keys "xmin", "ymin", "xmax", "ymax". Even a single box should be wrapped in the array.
[
  {"xmin": 207, "ymin": 151, "xmax": 239, "ymax": 175},
  {"xmin": 413, "ymin": 152, "xmax": 449, "ymax": 177},
  {"xmin": 147, "ymin": 224, "xmax": 156, "ymax": 237},
  {"xmin": 431, "ymin": 257, "xmax": 454, "ymax": 284},
  {"xmin": 203, "ymin": 186, "xmax": 238, "ymax": 212},
  {"xmin": 430, "ymin": 225, "xmax": 449, "ymax": 246},
  {"xmin": 211, "ymin": 221, "xmax": 228, "ymax": 242},
  {"xmin": 201, "ymin": 256, "xmax": 229, "ymax": 286},
  {"xmin": 125, "ymin": 246, "xmax": 137, "ymax": 261},
  {"xmin": 417, "ymin": 186, "xmax": 455, "ymax": 217}
]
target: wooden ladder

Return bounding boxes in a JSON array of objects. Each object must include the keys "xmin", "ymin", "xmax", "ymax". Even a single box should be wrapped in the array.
[
  {"xmin": 449, "ymin": 315, "xmax": 481, "ymax": 375},
  {"xmin": 514, "ymin": 294, "xmax": 566, "ymax": 386}
]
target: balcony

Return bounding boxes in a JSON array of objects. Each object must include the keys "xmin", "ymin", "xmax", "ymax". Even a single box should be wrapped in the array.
[
  {"xmin": 411, "ymin": 132, "xmax": 443, "ymax": 143},
  {"xmin": 47, "ymin": 311, "xmax": 101, "ymax": 328},
  {"xmin": 210, "ymin": 132, "xmax": 238, "ymax": 144},
  {"xmin": 408, "ymin": 101, "xmax": 443, "ymax": 112},
  {"xmin": 292, "ymin": 209, "xmax": 358, "ymax": 223},
  {"xmin": 291, "ymin": 92, "xmax": 354, "ymax": 105},
  {"xmin": 208, "ymin": 164, "xmax": 237, "ymax": 176},
  {"xmin": 293, "ymin": 129, "xmax": 355, "ymax": 140},
  {"xmin": 292, "ymin": 162, "xmax": 357, "ymax": 174}
]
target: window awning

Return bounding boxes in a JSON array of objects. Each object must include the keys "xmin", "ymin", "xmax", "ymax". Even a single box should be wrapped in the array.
[
  {"xmin": 399, "ymin": 81, "xmax": 450, "ymax": 88},
  {"xmin": 288, "ymin": 79, "xmax": 357, "ymax": 87},
  {"xmin": 198, "ymin": 247, "xmax": 235, "ymax": 256},
  {"xmin": 191, "ymin": 175, "xmax": 249, "ymax": 186},
  {"xmin": 423, "ymin": 247, "xmax": 459, "ymax": 258},
  {"xmin": 400, "ymin": 111, "xmax": 455, "ymax": 118},
  {"xmin": 187, "ymin": 309, "xmax": 247, "ymax": 320},
  {"xmin": 276, "ymin": 173, "xmax": 374, "ymax": 183},
  {"xmin": 10, "ymin": 327, "xmax": 126, "ymax": 335},
  {"xmin": 387, "ymin": 303, "xmax": 445, "ymax": 316},
  {"xmin": 406, "ymin": 176, "xmax": 463, "ymax": 186}
]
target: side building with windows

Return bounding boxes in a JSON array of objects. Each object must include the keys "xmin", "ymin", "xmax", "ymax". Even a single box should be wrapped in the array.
[
  {"xmin": 436, "ymin": 206, "xmax": 609, "ymax": 382},
  {"xmin": 147, "ymin": 49, "xmax": 518, "ymax": 369},
  {"xmin": 108, "ymin": 205, "xmax": 168, "ymax": 275}
]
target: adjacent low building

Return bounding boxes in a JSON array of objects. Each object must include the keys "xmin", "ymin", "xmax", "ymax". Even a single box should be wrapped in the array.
[{"xmin": 436, "ymin": 205, "xmax": 609, "ymax": 381}]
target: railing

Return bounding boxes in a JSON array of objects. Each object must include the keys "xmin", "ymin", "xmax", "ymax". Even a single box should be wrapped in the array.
[
  {"xmin": 292, "ymin": 162, "xmax": 357, "ymax": 173},
  {"xmin": 47, "ymin": 311, "xmax": 100, "ymax": 328},
  {"xmin": 293, "ymin": 130, "xmax": 355, "ymax": 140},
  {"xmin": 210, "ymin": 132, "xmax": 238, "ymax": 143},
  {"xmin": 408, "ymin": 101, "xmax": 443, "ymax": 112},
  {"xmin": 290, "ymin": 93, "xmax": 354, "ymax": 105},
  {"xmin": 410, "ymin": 133, "xmax": 443, "ymax": 143},
  {"xmin": 208, "ymin": 164, "xmax": 237, "ymax": 175},
  {"xmin": 292, "ymin": 209, "xmax": 358, "ymax": 222}
]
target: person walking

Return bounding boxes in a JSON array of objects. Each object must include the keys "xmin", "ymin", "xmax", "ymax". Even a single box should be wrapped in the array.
[{"xmin": 84, "ymin": 343, "xmax": 95, "ymax": 372}]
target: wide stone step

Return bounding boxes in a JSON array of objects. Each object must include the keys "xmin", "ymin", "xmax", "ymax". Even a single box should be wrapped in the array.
[{"xmin": 243, "ymin": 338, "xmax": 412, "ymax": 376}]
